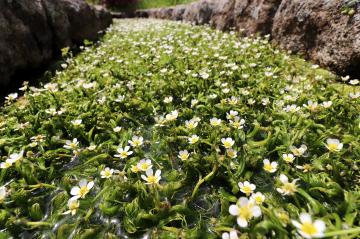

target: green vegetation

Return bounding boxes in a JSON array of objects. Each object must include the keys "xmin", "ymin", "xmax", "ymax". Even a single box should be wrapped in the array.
[
  {"xmin": 86, "ymin": 0, "xmax": 195, "ymax": 9},
  {"xmin": 0, "ymin": 19, "xmax": 359, "ymax": 238},
  {"xmin": 137, "ymin": 0, "xmax": 195, "ymax": 9}
]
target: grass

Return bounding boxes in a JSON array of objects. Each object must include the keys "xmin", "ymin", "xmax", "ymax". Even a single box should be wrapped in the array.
[
  {"xmin": 137, "ymin": 0, "xmax": 195, "ymax": 9},
  {"xmin": 0, "ymin": 19, "xmax": 359, "ymax": 238},
  {"xmin": 86, "ymin": 0, "xmax": 195, "ymax": 9}
]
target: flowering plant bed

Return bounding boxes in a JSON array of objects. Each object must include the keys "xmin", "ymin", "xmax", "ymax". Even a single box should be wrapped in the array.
[{"xmin": 0, "ymin": 19, "xmax": 359, "ymax": 238}]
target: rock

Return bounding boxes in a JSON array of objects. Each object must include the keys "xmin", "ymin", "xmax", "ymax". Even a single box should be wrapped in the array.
[
  {"xmin": 272, "ymin": 0, "xmax": 360, "ymax": 77},
  {"xmin": 233, "ymin": 0, "xmax": 281, "ymax": 35},
  {"xmin": 133, "ymin": 0, "xmax": 360, "ymax": 78},
  {"xmin": 0, "ymin": 0, "xmax": 112, "ymax": 87}
]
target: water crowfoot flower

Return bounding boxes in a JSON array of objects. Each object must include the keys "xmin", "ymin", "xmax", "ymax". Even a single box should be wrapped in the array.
[
  {"xmin": 178, "ymin": 150, "xmax": 190, "ymax": 161},
  {"xmin": 114, "ymin": 146, "xmax": 133, "ymax": 159},
  {"xmin": 71, "ymin": 119, "xmax": 83, "ymax": 126},
  {"xmin": 250, "ymin": 192, "xmax": 265, "ymax": 205},
  {"xmin": 229, "ymin": 197, "xmax": 262, "ymax": 227},
  {"xmin": 64, "ymin": 138, "xmax": 79, "ymax": 151},
  {"xmin": 263, "ymin": 159, "xmax": 278, "ymax": 173},
  {"xmin": 210, "ymin": 117, "xmax": 222, "ymax": 126},
  {"xmin": 128, "ymin": 136, "xmax": 144, "ymax": 147},
  {"xmin": 222, "ymin": 230, "xmax": 239, "ymax": 239},
  {"xmin": 325, "ymin": 138, "xmax": 343, "ymax": 152},
  {"xmin": 70, "ymin": 179, "xmax": 94, "ymax": 199},
  {"xmin": 277, "ymin": 174, "xmax": 299, "ymax": 196},
  {"xmin": 290, "ymin": 144, "xmax": 307, "ymax": 157},
  {"xmin": 221, "ymin": 137, "xmax": 235, "ymax": 149},
  {"xmin": 100, "ymin": 167, "xmax": 114, "ymax": 178},
  {"xmin": 141, "ymin": 169, "xmax": 161, "ymax": 185},
  {"xmin": 188, "ymin": 135, "xmax": 200, "ymax": 144},
  {"xmin": 282, "ymin": 153, "xmax": 295, "ymax": 163},
  {"xmin": 292, "ymin": 213, "xmax": 326, "ymax": 238},
  {"xmin": 0, "ymin": 186, "xmax": 7, "ymax": 202},
  {"xmin": 137, "ymin": 159, "xmax": 152, "ymax": 171},
  {"xmin": 238, "ymin": 181, "xmax": 256, "ymax": 196},
  {"xmin": 63, "ymin": 198, "xmax": 80, "ymax": 216}
]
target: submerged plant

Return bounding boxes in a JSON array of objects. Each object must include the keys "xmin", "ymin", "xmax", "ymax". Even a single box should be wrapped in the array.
[{"xmin": 0, "ymin": 19, "xmax": 359, "ymax": 238}]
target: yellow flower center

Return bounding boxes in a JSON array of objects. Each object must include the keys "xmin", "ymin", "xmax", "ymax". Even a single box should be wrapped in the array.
[
  {"xmin": 327, "ymin": 143, "xmax": 338, "ymax": 152},
  {"xmin": 121, "ymin": 152, "xmax": 129, "ymax": 158},
  {"xmin": 104, "ymin": 171, "xmax": 112, "ymax": 177},
  {"xmin": 224, "ymin": 142, "xmax": 232, "ymax": 148},
  {"xmin": 242, "ymin": 186, "xmax": 253, "ymax": 195},
  {"xmin": 187, "ymin": 123, "xmax": 195, "ymax": 129},
  {"xmin": 284, "ymin": 156, "xmax": 293, "ymax": 163},
  {"xmin": 283, "ymin": 183, "xmax": 296, "ymax": 194},
  {"xmin": 133, "ymin": 140, "xmax": 141, "ymax": 146},
  {"xmin": 131, "ymin": 165, "xmax": 139, "ymax": 172},
  {"xmin": 79, "ymin": 186, "xmax": 89, "ymax": 198},
  {"xmin": 180, "ymin": 154, "xmax": 188, "ymax": 160},
  {"xmin": 264, "ymin": 164, "xmax": 274, "ymax": 172},
  {"xmin": 146, "ymin": 175, "xmax": 158, "ymax": 184},
  {"xmin": 140, "ymin": 163, "xmax": 149, "ymax": 170},
  {"xmin": 300, "ymin": 222, "xmax": 318, "ymax": 236},
  {"xmin": 238, "ymin": 206, "xmax": 252, "ymax": 221},
  {"xmin": 254, "ymin": 196, "xmax": 263, "ymax": 204}
]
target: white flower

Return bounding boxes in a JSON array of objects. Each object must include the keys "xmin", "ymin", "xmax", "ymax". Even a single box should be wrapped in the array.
[
  {"xmin": 114, "ymin": 146, "xmax": 133, "ymax": 159},
  {"xmin": 226, "ymin": 148, "xmax": 237, "ymax": 159},
  {"xmin": 325, "ymin": 138, "xmax": 343, "ymax": 152},
  {"xmin": 44, "ymin": 83, "xmax": 58, "ymax": 92},
  {"xmin": 63, "ymin": 198, "xmax": 80, "ymax": 216},
  {"xmin": 221, "ymin": 137, "xmax": 235, "ymax": 149},
  {"xmin": 227, "ymin": 96, "xmax": 239, "ymax": 105},
  {"xmin": 137, "ymin": 159, "xmax": 152, "ymax": 171},
  {"xmin": 341, "ymin": 75, "xmax": 350, "ymax": 82},
  {"xmin": 263, "ymin": 159, "xmax": 278, "ymax": 173},
  {"xmin": 349, "ymin": 79, "xmax": 359, "ymax": 85},
  {"xmin": 290, "ymin": 144, "xmax": 307, "ymax": 156},
  {"xmin": 222, "ymin": 230, "xmax": 239, "ymax": 239},
  {"xmin": 71, "ymin": 119, "xmax": 82, "ymax": 126},
  {"xmin": 229, "ymin": 197, "xmax": 262, "ymax": 227},
  {"xmin": 284, "ymin": 104, "xmax": 300, "ymax": 113},
  {"xmin": 7, "ymin": 151, "xmax": 24, "ymax": 164},
  {"xmin": 113, "ymin": 126, "xmax": 122, "ymax": 132},
  {"xmin": 229, "ymin": 117, "xmax": 245, "ymax": 129},
  {"xmin": 141, "ymin": 169, "xmax": 161, "ymax": 185},
  {"xmin": 321, "ymin": 101, "xmax": 332, "ymax": 108},
  {"xmin": 250, "ymin": 192, "xmax": 265, "ymax": 205},
  {"xmin": 185, "ymin": 119, "xmax": 198, "ymax": 129},
  {"xmin": 276, "ymin": 174, "xmax": 299, "ymax": 196},
  {"xmin": 349, "ymin": 92, "xmax": 360, "ymax": 99},
  {"xmin": 210, "ymin": 117, "xmax": 222, "ymax": 126},
  {"xmin": 115, "ymin": 95, "xmax": 125, "ymax": 102},
  {"xmin": 226, "ymin": 110, "xmax": 238, "ymax": 120},
  {"xmin": 31, "ymin": 134, "xmax": 46, "ymax": 143},
  {"xmin": 188, "ymin": 135, "xmax": 199, "ymax": 144},
  {"xmin": 303, "ymin": 100, "xmax": 319, "ymax": 112},
  {"xmin": 0, "ymin": 186, "xmax": 7, "ymax": 202},
  {"xmin": 165, "ymin": 110, "xmax": 179, "ymax": 121},
  {"xmin": 292, "ymin": 213, "xmax": 326, "ymax": 238},
  {"xmin": 163, "ymin": 96, "xmax": 173, "ymax": 103},
  {"xmin": 261, "ymin": 98, "xmax": 270, "ymax": 106},
  {"xmin": 5, "ymin": 93, "xmax": 18, "ymax": 101},
  {"xmin": 0, "ymin": 159, "xmax": 14, "ymax": 169},
  {"xmin": 191, "ymin": 99, "xmax": 198, "ymax": 107},
  {"xmin": 70, "ymin": 179, "xmax": 94, "ymax": 199},
  {"xmin": 178, "ymin": 150, "xmax": 190, "ymax": 161},
  {"xmin": 238, "ymin": 181, "xmax": 256, "ymax": 196},
  {"xmin": 282, "ymin": 153, "xmax": 295, "ymax": 163},
  {"xmin": 64, "ymin": 138, "xmax": 79, "ymax": 151},
  {"xmin": 87, "ymin": 144, "xmax": 97, "ymax": 151},
  {"xmin": 100, "ymin": 167, "xmax": 114, "ymax": 178},
  {"xmin": 128, "ymin": 136, "xmax": 144, "ymax": 147}
]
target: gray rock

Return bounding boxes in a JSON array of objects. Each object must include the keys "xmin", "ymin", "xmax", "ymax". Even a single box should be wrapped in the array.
[
  {"xmin": 133, "ymin": 0, "xmax": 360, "ymax": 78},
  {"xmin": 0, "ymin": 0, "xmax": 112, "ymax": 87}
]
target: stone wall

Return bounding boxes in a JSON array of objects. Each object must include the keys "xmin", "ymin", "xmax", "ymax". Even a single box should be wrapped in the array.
[
  {"xmin": 0, "ymin": 0, "xmax": 112, "ymax": 87},
  {"xmin": 131, "ymin": 0, "xmax": 360, "ymax": 78}
]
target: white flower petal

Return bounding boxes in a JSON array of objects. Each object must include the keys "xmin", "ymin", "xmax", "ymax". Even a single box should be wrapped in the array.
[{"xmin": 229, "ymin": 204, "xmax": 239, "ymax": 216}]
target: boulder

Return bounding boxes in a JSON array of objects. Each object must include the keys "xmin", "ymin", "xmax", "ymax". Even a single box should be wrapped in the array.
[
  {"xmin": 0, "ymin": 0, "xmax": 112, "ymax": 87},
  {"xmin": 272, "ymin": 0, "xmax": 360, "ymax": 77},
  {"xmin": 133, "ymin": 0, "xmax": 360, "ymax": 78}
]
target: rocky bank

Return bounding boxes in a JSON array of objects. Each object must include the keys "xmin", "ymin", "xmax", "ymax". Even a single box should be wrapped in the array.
[
  {"xmin": 0, "ymin": 0, "xmax": 112, "ymax": 87},
  {"xmin": 132, "ymin": 0, "xmax": 360, "ymax": 78}
]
